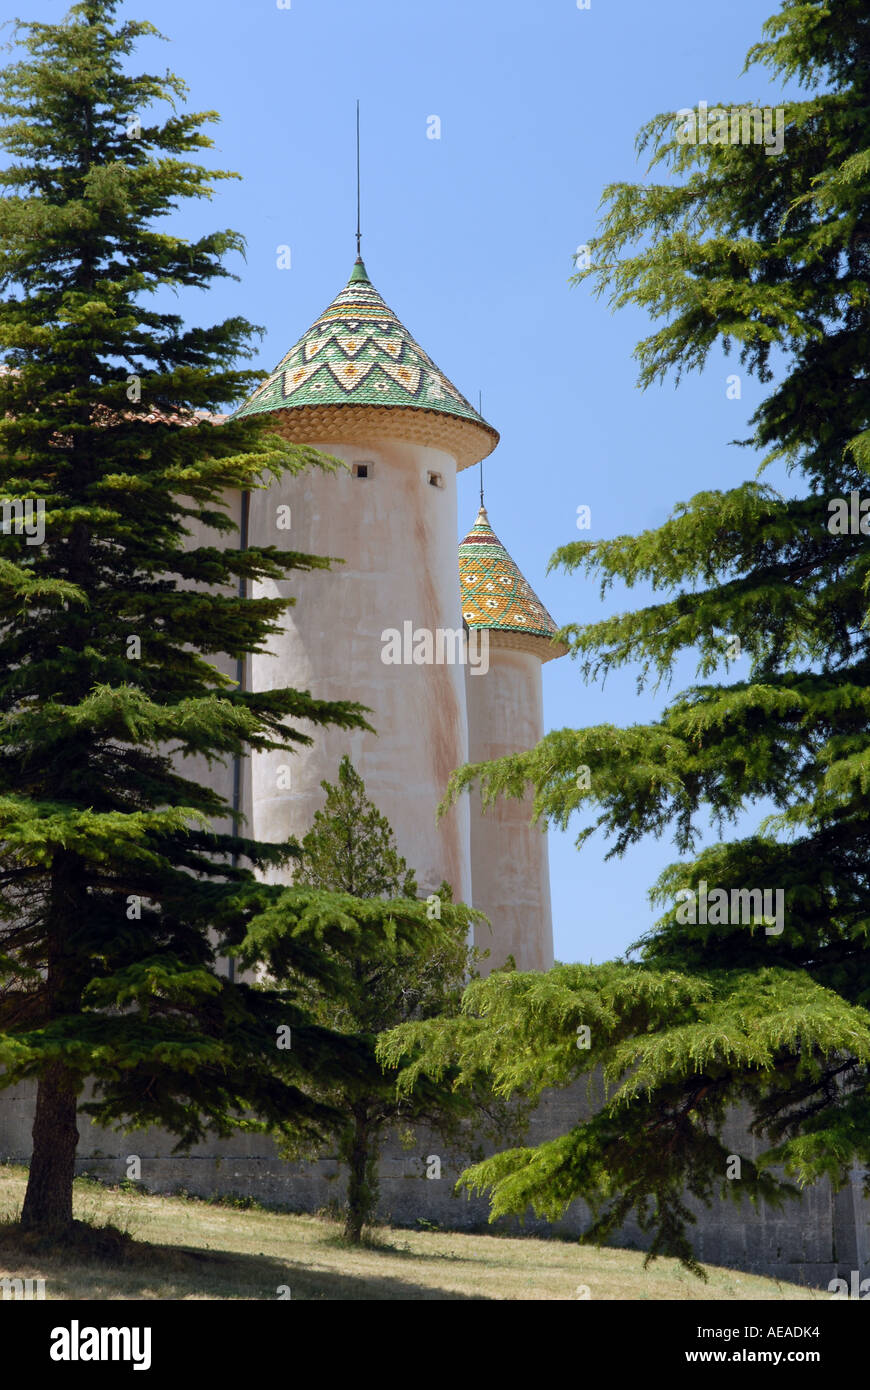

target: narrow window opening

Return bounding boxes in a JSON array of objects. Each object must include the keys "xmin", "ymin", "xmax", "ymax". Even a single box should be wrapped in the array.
[
  {"xmin": 427, "ymin": 470, "xmax": 444, "ymax": 488},
  {"xmin": 352, "ymin": 462, "xmax": 371, "ymax": 479}
]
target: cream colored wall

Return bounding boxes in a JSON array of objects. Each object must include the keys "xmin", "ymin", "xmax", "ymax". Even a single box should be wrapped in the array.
[
  {"xmin": 465, "ymin": 644, "xmax": 554, "ymax": 972},
  {"xmin": 246, "ymin": 436, "xmax": 472, "ymax": 903}
]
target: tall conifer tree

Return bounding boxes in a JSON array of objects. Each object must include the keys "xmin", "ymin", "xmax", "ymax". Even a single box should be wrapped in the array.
[
  {"xmin": 0, "ymin": 0, "xmax": 369, "ymax": 1231},
  {"xmin": 381, "ymin": 0, "xmax": 870, "ymax": 1272}
]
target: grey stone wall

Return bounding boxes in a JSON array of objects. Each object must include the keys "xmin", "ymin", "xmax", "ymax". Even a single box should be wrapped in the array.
[{"xmin": 2, "ymin": 1078, "xmax": 866, "ymax": 1290}]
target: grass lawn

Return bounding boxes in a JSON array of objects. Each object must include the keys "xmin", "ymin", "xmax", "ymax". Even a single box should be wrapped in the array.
[{"xmin": 0, "ymin": 1164, "xmax": 824, "ymax": 1301}]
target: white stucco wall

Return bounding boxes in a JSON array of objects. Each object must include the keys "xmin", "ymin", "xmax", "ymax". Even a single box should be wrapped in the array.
[
  {"xmin": 246, "ymin": 435, "xmax": 472, "ymax": 903},
  {"xmin": 465, "ymin": 642, "xmax": 554, "ymax": 972}
]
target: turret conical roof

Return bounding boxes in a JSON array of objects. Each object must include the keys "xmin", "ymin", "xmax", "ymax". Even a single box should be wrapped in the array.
[
  {"xmin": 235, "ymin": 259, "xmax": 498, "ymax": 469},
  {"xmin": 458, "ymin": 506, "xmax": 567, "ymax": 661}
]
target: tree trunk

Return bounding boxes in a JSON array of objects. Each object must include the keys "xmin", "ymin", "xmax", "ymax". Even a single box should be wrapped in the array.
[
  {"xmin": 20, "ymin": 849, "xmax": 85, "ymax": 1232},
  {"xmin": 20, "ymin": 1069, "xmax": 79, "ymax": 1230},
  {"xmin": 343, "ymin": 1113, "xmax": 378, "ymax": 1244}
]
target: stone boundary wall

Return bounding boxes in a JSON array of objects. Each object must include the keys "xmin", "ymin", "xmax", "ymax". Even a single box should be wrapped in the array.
[{"xmin": 1, "ymin": 1078, "xmax": 866, "ymax": 1290}]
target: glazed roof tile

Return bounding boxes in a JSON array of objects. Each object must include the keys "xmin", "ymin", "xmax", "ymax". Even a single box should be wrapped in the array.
[
  {"xmin": 458, "ymin": 506, "xmax": 563, "ymax": 645},
  {"xmin": 235, "ymin": 259, "xmax": 497, "ymax": 445}
]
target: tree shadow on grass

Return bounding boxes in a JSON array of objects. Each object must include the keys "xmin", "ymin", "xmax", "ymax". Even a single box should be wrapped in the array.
[
  {"xmin": 320, "ymin": 1231, "xmax": 492, "ymax": 1267},
  {"xmin": 276, "ymin": 1257, "xmax": 490, "ymax": 1300},
  {"xmin": 0, "ymin": 1224, "xmax": 490, "ymax": 1300}
]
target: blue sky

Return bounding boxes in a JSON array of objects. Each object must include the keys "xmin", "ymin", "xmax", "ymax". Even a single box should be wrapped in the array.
[{"xmin": 14, "ymin": 0, "xmax": 800, "ymax": 963}]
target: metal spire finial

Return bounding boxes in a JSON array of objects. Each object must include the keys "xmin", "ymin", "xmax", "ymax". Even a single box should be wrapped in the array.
[
  {"xmin": 479, "ymin": 392, "xmax": 485, "ymax": 508},
  {"xmin": 355, "ymin": 100, "xmax": 362, "ymax": 258}
]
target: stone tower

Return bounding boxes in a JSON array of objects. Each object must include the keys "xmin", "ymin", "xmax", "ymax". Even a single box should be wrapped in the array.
[
  {"xmin": 458, "ymin": 505, "xmax": 567, "ymax": 971},
  {"xmin": 234, "ymin": 258, "xmax": 498, "ymax": 902}
]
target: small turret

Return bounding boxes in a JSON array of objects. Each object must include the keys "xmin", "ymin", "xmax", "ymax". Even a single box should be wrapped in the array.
[{"xmin": 459, "ymin": 505, "xmax": 567, "ymax": 971}]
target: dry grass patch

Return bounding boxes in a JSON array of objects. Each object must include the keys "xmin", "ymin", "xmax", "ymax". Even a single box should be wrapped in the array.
[{"xmin": 0, "ymin": 1164, "xmax": 824, "ymax": 1301}]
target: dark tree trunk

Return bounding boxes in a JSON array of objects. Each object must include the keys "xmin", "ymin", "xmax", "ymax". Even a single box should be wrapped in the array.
[
  {"xmin": 343, "ymin": 1112, "xmax": 378, "ymax": 1244},
  {"xmin": 21, "ymin": 1062, "xmax": 79, "ymax": 1230},
  {"xmin": 21, "ymin": 850, "xmax": 84, "ymax": 1232}
]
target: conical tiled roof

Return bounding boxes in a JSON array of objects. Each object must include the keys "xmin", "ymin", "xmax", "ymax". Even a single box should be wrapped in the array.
[
  {"xmin": 234, "ymin": 259, "xmax": 498, "ymax": 467},
  {"xmin": 458, "ymin": 506, "xmax": 566, "ymax": 661}
]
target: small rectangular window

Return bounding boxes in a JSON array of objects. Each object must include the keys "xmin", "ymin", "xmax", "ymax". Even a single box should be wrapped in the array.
[
  {"xmin": 427, "ymin": 471, "xmax": 443, "ymax": 488},
  {"xmin": 353, "ymin": 462, "xmax": 370, "ymax": 479}
]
